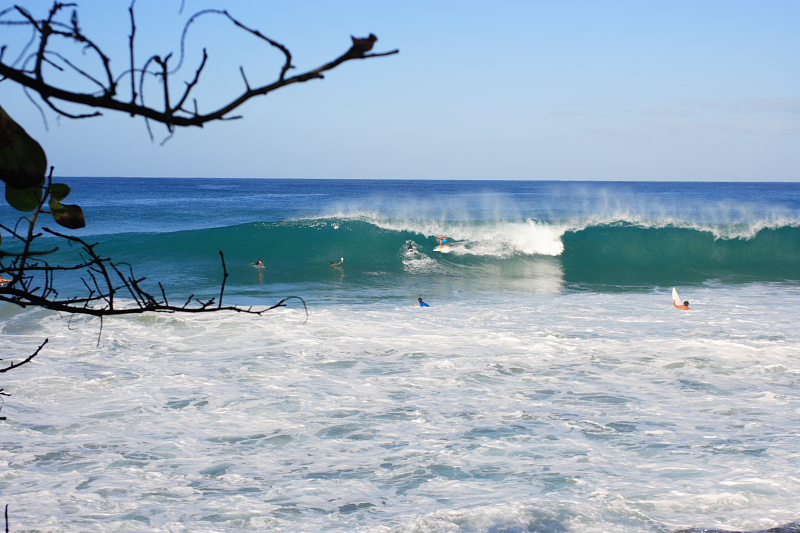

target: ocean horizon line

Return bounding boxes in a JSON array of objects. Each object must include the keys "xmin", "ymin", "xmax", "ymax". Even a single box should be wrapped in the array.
[{"xmin": 58, "ymin": 176, "xmax": 800, "ymax": 183}]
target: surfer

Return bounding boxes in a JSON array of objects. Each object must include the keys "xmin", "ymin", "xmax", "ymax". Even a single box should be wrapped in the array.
[
  {"xmin": 418, "ymin": 297, "xmax": 430, "ymax": 307},
  {"xmin": 672, "ymin": 287, "xmax": 690, "ymax": 310},
  {"xmin": 255, "ymin": 259, "xmax": 264, "ymax": 267},
  {"xmin": 331, "ymin": 257, "xmax": 344, "ymax": 267},
  {"xmin": 436, "ymin": 236, "xmax": 452, "ymax": 248}
]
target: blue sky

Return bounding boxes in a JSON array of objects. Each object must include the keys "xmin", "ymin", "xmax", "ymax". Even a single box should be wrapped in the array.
[{"xmin": 1, "ymin": 0, "xmax": 798, "ymax": 180}]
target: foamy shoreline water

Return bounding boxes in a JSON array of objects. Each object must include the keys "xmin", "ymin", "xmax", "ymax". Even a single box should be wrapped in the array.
[
  {"xmin": 3, "ymin": 180, "xmax": 799, "ymax": 531},
  {"xmin": 3, "ymin": 284, "xmax": 799, "ymax": 532}
]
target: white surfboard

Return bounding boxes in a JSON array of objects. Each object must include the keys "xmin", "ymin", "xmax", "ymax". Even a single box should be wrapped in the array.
[
  {"xmin": 433, "ymin": 242, "xmax": 463, "ymax": 253},
  {"xmin": 672, "ymin": 287, "xmax": 681, "ymax": 305}
]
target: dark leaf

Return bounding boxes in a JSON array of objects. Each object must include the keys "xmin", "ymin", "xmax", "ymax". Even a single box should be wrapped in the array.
[
  {"xmin": 49, "ymin": 183, "xmax": 71, "ymax": 202},
  {"xmin": 6, "ymin": 183, "xmax": 44, "ymax": 212},
  {"xmin": 0, "ymin": 105, "xmax": 47, "ymax": 189},
  {"xmin": 49, "ymin": 199, "xmax": 86, "ymax": 229}
]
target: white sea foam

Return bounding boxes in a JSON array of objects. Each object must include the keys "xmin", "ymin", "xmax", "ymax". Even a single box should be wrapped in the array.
[
  {"xmin": 322, "ymin": 191, "xmax": 800, "ymax": 258},
  {"xmin": 2, "ymin": 283, "xmax": 800, "ymax": 532}
]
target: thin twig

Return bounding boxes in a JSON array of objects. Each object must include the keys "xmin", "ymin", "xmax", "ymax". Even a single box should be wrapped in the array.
[
  {"xmin": 218, "ymin": 250, "xmax": 227, "ymax": 308},
  {"xmin": 0, "ymin": 338, "xmax": 48, "ymax": 373},
  {"xmin": 0, "ymin": 2, "xmax": 398, "ymax": 130},
  {"xmin": 128, "ymin": 0, "xmax": 136, "ymax": 107},
  {"xmin": 158, "ymin": 282, "xmax": 169, "ymax": 306}
]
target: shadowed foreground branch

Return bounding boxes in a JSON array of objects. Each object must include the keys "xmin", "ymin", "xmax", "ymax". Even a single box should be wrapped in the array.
[
  {"xmin": 0, "ymin": 173, "xmax": 308, "ymax": 350},
  {"xmin": 0, "ymin": 2, "xmax": 398, "ymax": 137},
  {"xmin": 0, "ymin": 4, "xmax": 388, "ymax": 526},
  {"xmin": 1, "ymin": 3, "xmax": 389, "ymax": 425},
  {"xmin": 0, "ymin": 223, "xmax": 307, "ymax": 319}
]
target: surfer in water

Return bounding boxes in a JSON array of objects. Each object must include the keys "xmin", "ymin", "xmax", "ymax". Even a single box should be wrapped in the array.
[
  {"xmin": 331, "ymin": 258, "xmax": 344, "ymax": 267},
  {"xmin": 436, "ymin": 236, "xmax": 452, "ymax": 248},
  {"xmin": 418, "ymin": 297, "xmax": 430, "ymax": 307},
  {"xmin": 255, "ymin": 259, "xmax": 264, "ymax": 267},
  {"xmin": 672, "ymin": 287, "xmax": 690, "ymax": 310}
]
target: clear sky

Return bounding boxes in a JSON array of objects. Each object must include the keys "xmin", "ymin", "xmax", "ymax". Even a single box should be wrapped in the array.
[{"xmin": 1, "ymin": 0, "xmax": 798, "ymax": 181}]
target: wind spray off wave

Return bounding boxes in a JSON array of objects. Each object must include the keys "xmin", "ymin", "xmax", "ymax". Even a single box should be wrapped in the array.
[{"xmin": 32, "ymin": 215, "xmax": 799, "ymax": 303}]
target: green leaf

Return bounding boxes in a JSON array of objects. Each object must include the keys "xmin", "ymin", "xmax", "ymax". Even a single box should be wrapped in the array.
[
  {"xmin": 0, "ymin": 105, "xmax": 47, "ymax": 189},
  {"xmin": 49, "ymin": 183, "xmax": 71, "ymax": 202},
  {"xmin": 6, "ymin": 183, "xmax": 44, "ymax": 212},
  {"xmin": 49, "ymin": 199, "xmax": 85, "ymax": 229}
]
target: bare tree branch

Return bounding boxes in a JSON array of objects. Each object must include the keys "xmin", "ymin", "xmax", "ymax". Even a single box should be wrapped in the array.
[
  {"xmin": 218, "ymin": 250, "xmax": 228, "ymax": 308},
  {"xmin": 0, "ymin": 339, "xmax": 48, "ymax": 374},
  {"xmin": 128, "ymin": 0, "xmax": 137, "ymax": 107},
  {"xmin": 1, "ymin": 176, "xmax": 308, "ymax": 326},
  {"xmin": 174, "ymin": 48, "xmax": 207, "ymax": 114},
  {"xmin": 0, "ymin": 2, "xmax": 398, "ymax": 131},
  {"xmin": 0, "ymin": 4, "xmax": 376, "ymax": 435}
]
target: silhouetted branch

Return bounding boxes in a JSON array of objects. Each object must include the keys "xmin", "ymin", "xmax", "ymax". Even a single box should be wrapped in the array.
[
  {"xmin": 0, "ymin": 339, "xmax": 48, "ymax": 374},
  {"xmin": 128, "ymin": 1, "xmax": 136, "ymax": 107},
  {"xmin": 0, "ymin": 2, "xmax": 398, "ymax": 133},
  {"xmin": 218, "ymin": 250, "xmax": 228, "ymax": 308},
  {"xmin": 1, "ymin": 178, "xmax": 303, "ymax": 326},
  {"xmin": 265, "ymin": 296, "xmax": 308, "ymax": 324},
  {"xmin": 174, "ymin": 48, "xmax": 207, "ymax": 113}
]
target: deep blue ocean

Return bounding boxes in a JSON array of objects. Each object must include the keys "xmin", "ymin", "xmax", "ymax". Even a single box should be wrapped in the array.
[{"xmin": 1, "ymin": 178, "xmax": 799, "ymax": 533}]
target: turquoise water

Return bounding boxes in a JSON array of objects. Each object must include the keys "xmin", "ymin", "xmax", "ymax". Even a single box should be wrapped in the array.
[
  {"xmin": 1, "ymin": 179, "xmax": 800, "ymax": 532},
  {"xmin": 6, "ymin": 179, "xmax": 800, "ymax": 300}
]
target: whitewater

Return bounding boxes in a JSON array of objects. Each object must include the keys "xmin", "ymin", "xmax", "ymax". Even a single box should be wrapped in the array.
[{"xmin": 2, "ymin": 178, "xmax": 800, "ymax": 533}]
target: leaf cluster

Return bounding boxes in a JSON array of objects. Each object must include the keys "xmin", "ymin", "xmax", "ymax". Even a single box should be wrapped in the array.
[
  {"xmin": 0, "ymin": 1, "xmax": 391, "ymax": 426},
  {"xmin": 0, "ymin": 104, "xmax": 85, "ymax": 235}
]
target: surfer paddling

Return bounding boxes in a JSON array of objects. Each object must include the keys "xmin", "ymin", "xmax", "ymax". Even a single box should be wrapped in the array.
[
  {"xmin": 418, "ymin": 297, "xmax": 430, "ymax": 307},
  {"xmin": 331, "ymin": 257, "xmax": 344, "ymax": 267},
  {"xmin": 672, "ymin": 287, "xmax": 690, "ymax": 310}
]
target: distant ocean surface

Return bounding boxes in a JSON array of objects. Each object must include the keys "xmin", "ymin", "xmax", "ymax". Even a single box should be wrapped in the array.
[{"xmin": 2, "ymin": 178, "xmax": 799, "ymax": 533}]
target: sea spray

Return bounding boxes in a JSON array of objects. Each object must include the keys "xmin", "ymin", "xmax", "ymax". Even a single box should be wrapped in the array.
[{"xmin": 26, "ymin": 217, "xmax": 800, "ymax": 303}]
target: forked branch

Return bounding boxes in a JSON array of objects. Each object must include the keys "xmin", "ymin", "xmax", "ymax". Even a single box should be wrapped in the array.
[
  {"xmin": 0, "ymin": 338, "xmax": 48, "ymax": 374},
  {"xmin": 0, "ymin": 2, "xmax": 398, "ymax": 132},
  {"xmin": 0, "ymin": 177, "xmax": 309, "ymax": 325}
]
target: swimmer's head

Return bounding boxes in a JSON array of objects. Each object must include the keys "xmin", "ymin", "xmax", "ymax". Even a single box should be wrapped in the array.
[
  {"xmin": 418, "ymin": 298, "xmax": 423, "ymax": 303},
  {"xmin": 684, "ymin": 301, "xmax": 689, "ymax": 306}
]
